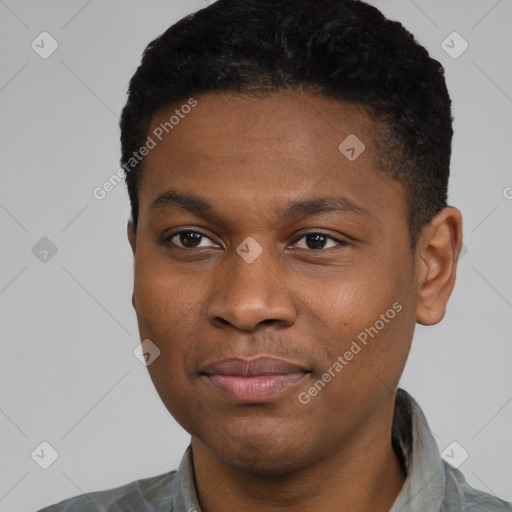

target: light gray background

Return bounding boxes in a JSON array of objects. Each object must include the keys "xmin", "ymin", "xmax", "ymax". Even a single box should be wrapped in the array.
[{"xmin": 1, "ymin": 1, "xmax": 511, "ymax": 510}]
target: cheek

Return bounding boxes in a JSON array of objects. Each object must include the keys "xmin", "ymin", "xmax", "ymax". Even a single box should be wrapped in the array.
[
  {"xmin": 132, "ymin": 258, "xmax": 197, "ymax": 386},
  {"xmin": 307, "ymin": 255, "xmax": 414, "ymax": 386},
  {"xmin": 132, "ymin": 259, "xmax": 201, "ymax": 428},
  {"xmin": 133, "ymin": 245, "xmax": 200, "ymax": 333},
  {"xmin": 310, "ymin": 262, "xmax": 394, "ymax": 335}
]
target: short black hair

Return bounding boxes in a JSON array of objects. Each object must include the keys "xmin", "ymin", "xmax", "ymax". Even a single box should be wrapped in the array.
[{"xmin": 120, "ymin": 0, "xmax": 453, "ymax": 249}]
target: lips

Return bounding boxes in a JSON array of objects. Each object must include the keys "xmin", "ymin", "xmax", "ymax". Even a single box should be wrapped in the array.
[{"xmin": 200, "ymin": 356, "xmax": 311, "ymax": 402}]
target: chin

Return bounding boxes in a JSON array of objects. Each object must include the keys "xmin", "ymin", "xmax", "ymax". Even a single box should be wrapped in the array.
[{"xmin": 198, "ymin": 419, "xmax": 315, "ymax": 476}]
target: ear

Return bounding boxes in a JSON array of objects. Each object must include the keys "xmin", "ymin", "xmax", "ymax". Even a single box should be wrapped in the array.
[
  {"xmin": 127, "ymin": 220, "xmax": 137, "ymax": 310},
  {"xmin": 127, "ymin": 220, "xmax": 136, "ymax": 256},
  {"xmin": 415, "ymin": 206, "xmax": 463, "ymax": 326}
]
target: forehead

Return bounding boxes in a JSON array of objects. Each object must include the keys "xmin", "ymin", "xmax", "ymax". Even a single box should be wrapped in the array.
[
  {"xmin": 138, "ymin": 90, "xmax": 406, "ymax": 227},
  {"xmin": 147, "ymin": 90, "xmax": 375, "ymax": 158}
]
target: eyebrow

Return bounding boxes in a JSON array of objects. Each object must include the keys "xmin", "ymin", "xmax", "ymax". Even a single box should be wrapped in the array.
[{"xmin": 149, "ymin": 190, "xmax": 371, "ymax": 220}]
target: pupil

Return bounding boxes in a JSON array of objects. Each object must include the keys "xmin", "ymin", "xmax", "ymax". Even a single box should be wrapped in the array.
[
  {"xmin": 307, "ymin": 234, "xmax": 326, "ymax": 250},
  {"xmin": 181, "ymin": 232, "xmax": 201, "ymax": 247}
]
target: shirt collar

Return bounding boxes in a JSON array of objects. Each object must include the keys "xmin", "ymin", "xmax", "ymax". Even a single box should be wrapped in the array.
[
  {"xmin": 390, "ymin": 388, "xmax": 446, "ymax": 511},
  {"xmin": 169, "ymin": 444, "xmax": 202, "ymax": 512}
]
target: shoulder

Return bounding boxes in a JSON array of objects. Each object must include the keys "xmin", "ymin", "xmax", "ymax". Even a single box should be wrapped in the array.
[
  {"xmin": 36, "ymin": 470, "xmax": 178, "ymax": 512},
  {"xmin": 443, "ymin": 461, "xmax": 512, "ymax": 511}
]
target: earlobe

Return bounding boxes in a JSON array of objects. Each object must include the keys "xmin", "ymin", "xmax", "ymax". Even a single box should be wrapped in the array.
[
  {"xmin": 415, "ymin": 207, "xmax": 463, "ymax": 326},
  {"xmin": 127, "ymin": 220, "xmax": 136, "ymax": 256}
]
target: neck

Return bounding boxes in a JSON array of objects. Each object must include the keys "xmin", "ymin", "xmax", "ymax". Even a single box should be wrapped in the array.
[{"xmin": 191, "ymin": 405, "xmax": 406, "ymax": 512}]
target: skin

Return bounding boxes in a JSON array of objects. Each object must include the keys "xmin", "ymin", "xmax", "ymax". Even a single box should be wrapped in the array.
[{"xmin": 127, "ymin": 89, "xmax": 463, "ymax": 512}]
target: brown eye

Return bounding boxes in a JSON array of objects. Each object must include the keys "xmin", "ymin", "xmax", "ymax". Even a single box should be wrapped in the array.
[
  {"xmin": 293, "ymin": 232, "xmax": 349, "ymax": 250},
  {"xmin": 167, "ymin": 230, "xmax": 218, "ymax": 249}
]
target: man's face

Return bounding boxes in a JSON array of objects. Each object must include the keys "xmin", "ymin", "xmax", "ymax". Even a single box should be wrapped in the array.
[{"xmin": 129, "ymin": 90, "xmax": 419, "ymax": 474}]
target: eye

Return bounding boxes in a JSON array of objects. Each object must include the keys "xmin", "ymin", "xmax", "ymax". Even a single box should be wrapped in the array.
[
  {"xmin": 165, "ymin": 229, "xmax": 218, "ymax": 249},
  {"xmin": 291, "ymin": 232, "xmax": 349, "ymax": 251},
  {"xmin": 162, "ymin": 229, "xmax": 349, "ymax": 251}
]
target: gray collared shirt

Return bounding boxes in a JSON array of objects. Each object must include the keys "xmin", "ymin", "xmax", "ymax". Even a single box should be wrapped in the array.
[{"xmin": 37, "ymin": 389, "xmax": 511, "ymax": 511}]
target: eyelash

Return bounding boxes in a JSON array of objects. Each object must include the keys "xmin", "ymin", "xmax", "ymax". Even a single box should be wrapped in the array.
[{"xmin": 162, "ymin": 228, "xmax": 350, "ymax": 251}]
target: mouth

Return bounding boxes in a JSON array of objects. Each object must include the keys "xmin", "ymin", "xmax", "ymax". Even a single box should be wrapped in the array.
[{"xmin": 200, "ymin": 356, "xmax": 311, "ymax": 403}]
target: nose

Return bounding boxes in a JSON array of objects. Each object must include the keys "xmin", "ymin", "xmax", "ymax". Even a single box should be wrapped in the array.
[{"xmin": 206, "ymin": 242, "xmax": 297, "ymax": 332}]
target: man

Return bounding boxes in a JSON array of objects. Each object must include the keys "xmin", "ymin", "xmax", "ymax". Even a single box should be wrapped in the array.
[{"xmin": 38, "ymin": 0, "xmax": 511, "ymax": 510}]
